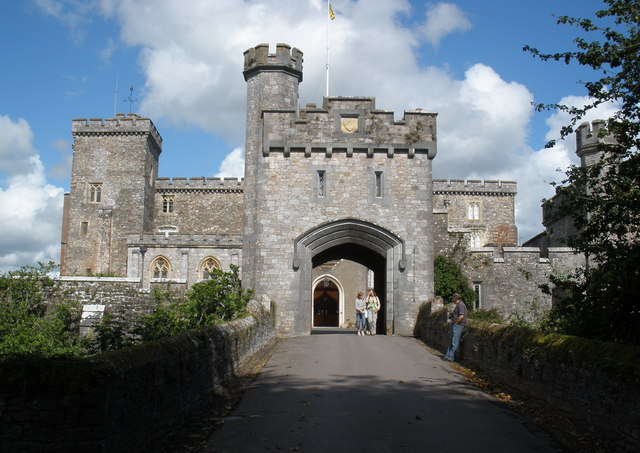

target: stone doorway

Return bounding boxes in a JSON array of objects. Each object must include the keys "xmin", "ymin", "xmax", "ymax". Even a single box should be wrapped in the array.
[{"xmin": 313, "ymin": 278, "xmax": 339, "ymax": 327}]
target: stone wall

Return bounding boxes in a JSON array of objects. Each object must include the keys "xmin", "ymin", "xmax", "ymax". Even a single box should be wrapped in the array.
[
  {"xmin": 433, "ymin": 208, "xmax": 586, "ymax": 319},
  {"xmin": 0, "ymin": 299, "xmax": 276, "ymax": 453},
  {"xmin": 433, "ymin": 179, "xmax": 517, "ymax": 247},
  {"xmin": 154, "ymin": 177, "xmax": 244, "ymax": 235},
  {"xmin": 415, "ymin": 303, "xmax": 640, "ymax": 453}
]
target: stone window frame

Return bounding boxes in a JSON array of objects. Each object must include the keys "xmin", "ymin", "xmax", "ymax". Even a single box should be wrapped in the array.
[
  {"xmin": 469, "ymin": 231, "xmax": 483, "ymax": 248},
  {"xmin": 162, "ymin": 195, "xmax": 175, "ymax": 214},
  {"xmin": 374, "ymin": 171, "xmax": 383, "ymax": 198},
  {"xmin": 150, "ymin": 256, "xmax": 171, "ymax": 280},
  {"xmin": 467, "ymin": 201, "xmax": 481, "ymax": 221},
  {"xmin": 199, "ymin": 256, "xmax": 221, "ymax": 280},
  {"xmin": 88, "ymin": 183, "xmax": 102, "ymax": 203},
  {"xmin": 317, "ymin": 170, "xmax": 326, "ymax": 197},
  {"xmin": 473, "ymin": 282, "xmax": 483, "ymax": 309},
  {"xmin": 80, "ymin": 221, "xmax": 89, "ymax": 237}
]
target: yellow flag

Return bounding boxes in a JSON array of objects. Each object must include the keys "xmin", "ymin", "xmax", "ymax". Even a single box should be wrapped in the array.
[{"xmin": 329, "ymin": 3, "xmax": 336, "ymax": 20}]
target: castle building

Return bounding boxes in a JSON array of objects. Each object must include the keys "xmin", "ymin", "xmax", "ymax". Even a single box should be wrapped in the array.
[{"xmin": 60, "ymin": 43, "xmax": 524, "ymax": 336}]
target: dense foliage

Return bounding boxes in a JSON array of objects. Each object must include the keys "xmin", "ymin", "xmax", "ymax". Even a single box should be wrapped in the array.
[
  {"xmin": 0, "ymin": 263, "xmax": 84, "ymax": 359},
  {"xmin": 91, "ymin": 265, "xmax": 253, "ymax": 352},
  {"xmin": 525, "ymin": 0, "xmax": 640, "ymax": 344},
  {"xmin": 433, "ymin": 255, "xmax": 476, "ymax": 307}
]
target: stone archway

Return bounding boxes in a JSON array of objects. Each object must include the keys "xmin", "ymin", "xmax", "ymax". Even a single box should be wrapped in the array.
[{"xmin": 293, "ymin": 218, "xmax": 406, "ymax": 335}]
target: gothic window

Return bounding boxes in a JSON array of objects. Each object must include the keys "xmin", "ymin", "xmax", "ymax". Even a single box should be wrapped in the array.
[
  {"xmin": 317, "ymin": 171, "xmax": 326, "ymax": 197},
  {"xmin": 89, "ymin": 183, "xmax": 102, "ymax": 203},
  {"xmin": 199, "ymin": 257, "xmax": 221, "ymax": 280},
  {"xmin": 468, "ymin": 202, "xmax": 480, "ymax": 220},
  {"xmin": 151, "ymin": 256, "xmax": 170, "ymax": 280},
  {"xmin": 469, "ymin": 232, "xmax": 482, "ymax": 248},
  {"xmin": 375, "ymin": 171, "xmax": 383, "ymax": 198},
  {"xmin": 162, "ymin": 195, "xmax": 174, "ymax": 213}
]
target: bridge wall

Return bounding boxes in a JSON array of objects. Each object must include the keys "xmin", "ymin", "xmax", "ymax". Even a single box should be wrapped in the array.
[
  {"xmin": 0, "ymin": 299, "xmax": 276, "ymax": 453},
  {"xmin": 415, "ymin": 304, "xmax": 640, "ymax": 453}
]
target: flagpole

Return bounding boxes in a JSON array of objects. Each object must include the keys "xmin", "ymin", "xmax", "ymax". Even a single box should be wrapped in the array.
[{"xmin": 326, "ymin": 0, "xmax": 330, "ymax": 97}]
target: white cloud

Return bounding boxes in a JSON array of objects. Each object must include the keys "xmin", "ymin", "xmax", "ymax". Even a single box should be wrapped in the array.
[
  {"xmin": 0, "ymin": 116, "xmax": 64, "ymax": 272},
  {"xmin": 215, "ymin": 147, "xmax": 245, "ymax": 178},
  {"xmin": 420, "ymin": 2, "xmax": 472, "ymax": 47},
  {"xmin": 0, "ymin": 115, "xmax": 38, "ymax": 177}
]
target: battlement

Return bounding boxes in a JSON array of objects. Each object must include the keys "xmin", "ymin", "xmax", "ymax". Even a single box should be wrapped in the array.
[
  {"xmin": 433, "ymin": 179, "xmax": 517, "ymax": 195},
  {"xmin": 575, "ymin": 119, "xmax": 617, "ymax": 159},
  {"xmin": 155, "ymin": 177, "xmax": 243, "ymax": 192},
  {"xmin": 72, "ymin": 113, "xmax": 163, "ymax": 148},
  {"xmin": 243, "ymin": 43, "xmax": 303, "ymax": 81}
]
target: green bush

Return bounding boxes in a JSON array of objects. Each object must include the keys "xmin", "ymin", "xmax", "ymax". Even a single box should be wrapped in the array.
[
  {"xmin": 434, "ymin": 255, "xmax": 476, "ymax": 307},
  {"xmin": 90, "ymin": 265, "xmax": 253, "ymax": 353},
  {"xmin": 0, "ymin": 263, "xmax": 85, "ymax": 359}
]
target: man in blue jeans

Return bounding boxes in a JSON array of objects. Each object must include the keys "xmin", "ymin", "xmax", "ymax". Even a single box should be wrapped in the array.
[{"xmin": 444, "ymin": 293, "xmax": 467, "ymax": 361}]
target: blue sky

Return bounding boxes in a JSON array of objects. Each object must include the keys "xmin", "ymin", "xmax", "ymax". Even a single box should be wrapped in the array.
[{"xmin": 0, "ymin": 0, "xmax": 616, "ymax": 272}]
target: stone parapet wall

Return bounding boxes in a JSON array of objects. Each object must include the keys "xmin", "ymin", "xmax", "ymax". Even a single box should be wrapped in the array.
[
  {"xmin": 53, "ymin": 277, "xmax": 158, "ymax": 317},
  {"xmin": 155, "ymin": 177, "xmax": 243, "ymax": 192},
  {"xmin": 72, "ymin": 113, "xmax": 162, "ymax": 149},
  {"xmin": 415, "ymin": 304, "xmax": 640, "ymax": 453},
  {"xmin": 433, "ymin": 179, "xmax": 517, "ymax": 195},
  {"xmin": 0, "ymin": 299, "xmax": 276, "ymax": 453}
]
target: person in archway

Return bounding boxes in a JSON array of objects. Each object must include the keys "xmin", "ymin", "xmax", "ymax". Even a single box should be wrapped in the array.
[
  {"xmin": 355, "ymin": 292, "xmax": 367, "ymax": 336},
  {"xmin": 444, "ymin": 293, "xmax": 467, "ymax": 361},
  {"xmin": 365, "ymin": 290, "xmax": 381, "ymax": 335}
]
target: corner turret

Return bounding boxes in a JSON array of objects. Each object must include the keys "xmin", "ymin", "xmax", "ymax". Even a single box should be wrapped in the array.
[
  {"xmin": 243, "ymin": 43, "xmax": 303, "ymax": 83},
  {"xmin": 575, "ymin": 120, "xmax": 617, "ymax": 167}
]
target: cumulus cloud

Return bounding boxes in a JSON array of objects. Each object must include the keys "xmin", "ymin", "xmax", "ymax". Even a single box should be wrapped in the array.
[
  {"xmin": 0, "ymin": 115, "xmax": 38, "ymax": 178},
  {"xmin": 215, "ymin": 146, "xmax": 245, "ymax": 178},
  {"xmin": 420, "ymin": 2, "xmax": 472, "ymax": 47},
  {"xmin": 0, "ymin": 116, "xmax": 64, "ymax": 272}
]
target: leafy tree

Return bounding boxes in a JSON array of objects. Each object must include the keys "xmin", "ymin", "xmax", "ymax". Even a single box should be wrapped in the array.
[
  {"xmin": 434, "ymin": 255, "xmax": 476, "ymax": 307},
  {"xmin": 524, "ymin": 0, "xmax": 640, "ymax": 344},
  {"xmin": 0, "ymin": 262, "xmax": 85, "ymax": 358}
]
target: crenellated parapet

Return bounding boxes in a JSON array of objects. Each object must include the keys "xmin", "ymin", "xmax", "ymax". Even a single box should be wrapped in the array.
[
  {"xmin": 434, "ymin": 179, "xmax": 516, "ymax": 196},
  {"xmin": 243, "ymin": 43, "xmax": 303, "ymax": 82},
  {"xmin": 155, "ymin": 177, "xmax": 243, "ymax": 193},
  {"xmin": 261, "ymin": 96, "xmax": 437, "ymax": 158},
  {"xmin": 72, "ymin": 113, "xmax": 163, "ymax": 149}
]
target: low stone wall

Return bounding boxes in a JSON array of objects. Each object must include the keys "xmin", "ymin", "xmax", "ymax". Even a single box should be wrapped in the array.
[
  {"xmin": 415, "ymin": 302, "xmax": 640, "ymax": 453},
  {"xmin": 0, "ymin": 298, "xmax": 276, "ymax": 453}
]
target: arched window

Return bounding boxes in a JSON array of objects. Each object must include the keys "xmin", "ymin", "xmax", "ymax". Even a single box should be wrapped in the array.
[
  {"xmin": 151, "ymin": 256, "xmax": 170, "ymax": 279},
  {"xmin": 199, "ymin": 257, "xmax": 221, "ymax": 280}
]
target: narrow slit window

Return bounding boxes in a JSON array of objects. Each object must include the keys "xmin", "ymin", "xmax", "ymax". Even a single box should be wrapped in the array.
[
  {"xmin": 473, "ymin": 282, "xmax": 482, "ymax": 309},
  {"xmin": 318, "ymin": 170, "xmax": 326, "ymax": 197},
  {"xmin": 80, "ymin": 221, "xmax": 88, "ymax": 236},
  {"xmin": 375, "ymin": 171, "xmax": 383, "ymax": 198}
]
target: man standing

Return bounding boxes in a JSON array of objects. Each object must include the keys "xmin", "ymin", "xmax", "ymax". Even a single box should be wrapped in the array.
[{"xmin": 444, "ymin": 293, "xmax": 467, "ymax": 361}]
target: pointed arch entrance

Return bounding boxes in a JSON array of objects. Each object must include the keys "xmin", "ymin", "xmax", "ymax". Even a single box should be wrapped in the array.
[{"xmin": 293, "ymin": 218, "xmax": 406, "ymax": 335}]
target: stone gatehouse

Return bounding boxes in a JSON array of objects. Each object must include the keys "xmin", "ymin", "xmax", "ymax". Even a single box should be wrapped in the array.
[{"xmin": 60, "ymin": 43, "xmax": 585, "ymax": 335}]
